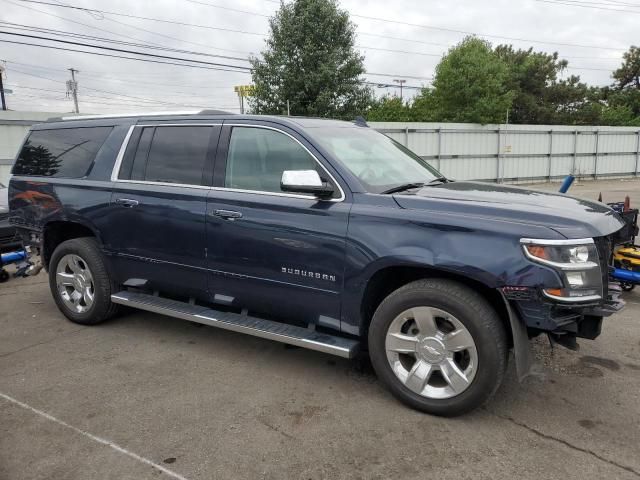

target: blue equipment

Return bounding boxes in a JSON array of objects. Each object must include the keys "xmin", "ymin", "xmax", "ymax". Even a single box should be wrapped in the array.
[
  {"xmin": 0, "ymin": 248, "xmax": 29, "ymax": 283},
  {"xmin": 1, "ymin": 250, "xmax": 27, "ymax": 264},
  {"xmin": 558, "ymin": 175, "xmax": 575, "ymax": 194},
  {"xmin": 611, "ymin": 268, "xmax": 640, "ymax": 284}
]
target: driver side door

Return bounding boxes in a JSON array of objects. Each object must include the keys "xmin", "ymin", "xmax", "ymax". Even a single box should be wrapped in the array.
[{"xmin": 205, "ymin": 123, "xmax": 351, "ymax": 330}]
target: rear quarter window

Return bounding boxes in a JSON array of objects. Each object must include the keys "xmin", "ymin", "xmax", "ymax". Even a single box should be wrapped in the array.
[{"xmin": 12, "ymin": 126, "xmax": 113, "ymax": 178}]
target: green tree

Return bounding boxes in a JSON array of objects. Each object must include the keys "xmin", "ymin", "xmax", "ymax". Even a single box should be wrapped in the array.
[
  {"xmin": 495, "ymin": 46, "xmax": 567, "ymax": 124},
  {"xmin": 249, "ymin": 0, "xmax": 373, "ymax": 118},
  {"xmin": 366, "ymin": 95, "xmax": 413, "ymax": 121},
  {"xmin": 599, "ymin": 86, "xmax": 640, "ymax": 125},
  {"xmin": 613, "ymin": 46, "xmax": 640, "ymax": 90},
  {"xmin": 418, "ymin": 37, "xmax": 514, "ymax": 124}
]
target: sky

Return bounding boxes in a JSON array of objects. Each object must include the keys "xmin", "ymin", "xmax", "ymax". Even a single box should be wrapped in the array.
[{"xmin": 0, "ymin": 0, "xmax": 636, "ymax": 114}]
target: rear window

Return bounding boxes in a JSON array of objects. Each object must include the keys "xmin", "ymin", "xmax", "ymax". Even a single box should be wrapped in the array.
[{"xmin": 12, "ymin": 126, "xmax": 112, "ymax": 178}]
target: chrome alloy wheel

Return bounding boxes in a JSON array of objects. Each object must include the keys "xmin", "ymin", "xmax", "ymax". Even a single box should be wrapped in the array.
[
  {"xmin": 385, "ymin": 307, "xmax": 478, "ymax": 400},
  {"xmin": 55, "ymin": 254, "xmax": 95, "ymax": 313}
]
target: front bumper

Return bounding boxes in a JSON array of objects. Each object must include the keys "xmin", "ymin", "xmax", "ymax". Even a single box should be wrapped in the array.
[{"xmin": 504, "ymin": 284, "xmax": 624, "ymax": 341}]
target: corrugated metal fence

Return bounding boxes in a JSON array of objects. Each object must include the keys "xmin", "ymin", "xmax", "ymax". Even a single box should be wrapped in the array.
[
  {"xmin": 2, "ymin": 114, "xmax": 640, "ymax": 185},
  {"xmin": 370, "ymin": 122, "xmax": 640, "ymax": 183}
]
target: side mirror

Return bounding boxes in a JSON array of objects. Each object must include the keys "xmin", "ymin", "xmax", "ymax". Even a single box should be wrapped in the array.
[{"xmin": 280, "ymin": 170, "xmax": 334, "ymax": 198}]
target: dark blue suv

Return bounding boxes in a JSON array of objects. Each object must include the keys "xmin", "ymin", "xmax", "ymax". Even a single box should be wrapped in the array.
[{"xmin": 9, "ymin": 111, "xmax": 625, "ymax": 416}]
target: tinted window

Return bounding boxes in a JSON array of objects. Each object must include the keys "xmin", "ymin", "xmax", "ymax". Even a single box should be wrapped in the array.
[
  {"xmin": 128, "ymin": 126, "xmax": 212, "ymax": 185},
  {"xmin": 128, "ymin": 128, "xmax": 154, "ymax": 181},
  {"xmin": 13, "ymin": 127, "xmax": 112, "ymax": 178},
  {"xmin": 225, "ymin": 127, "xmax": 319, "ymax": 193}
]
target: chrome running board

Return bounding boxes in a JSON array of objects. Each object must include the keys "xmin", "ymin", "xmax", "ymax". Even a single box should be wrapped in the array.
[{"xmin": 111, "ymin": 291, "xmax": 359, "ymax": 358}]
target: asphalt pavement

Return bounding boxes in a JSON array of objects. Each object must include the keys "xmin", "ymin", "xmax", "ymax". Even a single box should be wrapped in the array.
[{"xmin": 1, "ymin": 178, "xmax": 639, "ymax": 480}]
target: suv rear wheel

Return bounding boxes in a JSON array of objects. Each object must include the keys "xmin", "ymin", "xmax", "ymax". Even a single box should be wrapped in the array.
[
  {"xmin": 368, "ymin": 279, "xmax": 507, "ymax": 416},
  {"xmin": 49, "ymin": 237, "xmax": 120, "ymax": 325}
]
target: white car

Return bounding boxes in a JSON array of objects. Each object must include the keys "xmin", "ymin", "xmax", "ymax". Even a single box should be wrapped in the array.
[{"xmin": 0, "ymin": 182, "xmax": 7, "ymax": 210}]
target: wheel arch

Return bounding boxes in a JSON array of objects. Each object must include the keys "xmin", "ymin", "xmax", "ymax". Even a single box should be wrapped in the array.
[
  {"xmin": 359, "ymin": 263, "xmax": 513, "ymax": 349},
  {"xmin": 42, "ymin": 220, "xmax": 101, "ymax": 270}
]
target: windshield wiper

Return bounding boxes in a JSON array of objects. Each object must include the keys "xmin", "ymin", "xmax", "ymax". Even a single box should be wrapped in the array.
[
  {"xmin": 381, "ymin": 182, "xmax": 425, "ymax": 194},
  {"xmin": 381, "ymin": 177, "xmax": 449, "ymax": 194},
  {"xmin": 426, "ymin": 176, "xmax": 448, "ymax": 185}
]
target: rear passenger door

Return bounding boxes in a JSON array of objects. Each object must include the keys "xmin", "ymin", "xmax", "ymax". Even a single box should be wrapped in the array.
[
  {"xmin": 205, "ymin": 123, "xmax": 350, "ymax": 330},
  {"xmin": 105, "ymin": 123, "xmax": 220, "ymax": 299}
]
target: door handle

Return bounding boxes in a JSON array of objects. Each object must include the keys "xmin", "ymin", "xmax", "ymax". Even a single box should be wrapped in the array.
[
  {"xmin": 212, "ymin": 209, "xmax": 243, "ymax": 220},
  {"xmin": 115, "ymin": 198, "xmax": 139, "ymax": 208}
]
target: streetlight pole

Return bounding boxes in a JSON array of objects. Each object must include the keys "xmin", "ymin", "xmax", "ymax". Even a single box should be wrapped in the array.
[
  {"xmin": 393, "ymin": 79, "xmax": 406, "ymax": 100},
  {"xmin": 67, "ymin": 68, "xmax": 79, "ymax": 114},
  {"xmin": 0, "ymin": 62, "xmax": 6, "ymax": 111}
]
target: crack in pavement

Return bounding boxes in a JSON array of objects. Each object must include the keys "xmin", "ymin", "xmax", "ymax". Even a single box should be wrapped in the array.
[
  {"xmin": 0, "ymin": 327, "xmax": 85, "ymax": 359},
  {"xmin": 256, "ymin": 416, "xmax": 295, "ymax": 440},
  {"xmin": 493, "ymin": 413, "xmax": 640, "ymax": 477}
]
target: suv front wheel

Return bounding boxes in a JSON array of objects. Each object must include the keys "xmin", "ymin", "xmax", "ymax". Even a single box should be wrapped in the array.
[
  {"xmin": 368, "ymin": 279, "xmax": 508, "ymax": 416},
  {"xmin": 49, "ymin": 237, "xmax": 120, "ymax": 325}
]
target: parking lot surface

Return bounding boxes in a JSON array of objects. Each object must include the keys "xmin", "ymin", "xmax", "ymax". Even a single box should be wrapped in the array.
[{"xmin": 2, "ymin": 179, "xmax": 640, "ymax": 480}]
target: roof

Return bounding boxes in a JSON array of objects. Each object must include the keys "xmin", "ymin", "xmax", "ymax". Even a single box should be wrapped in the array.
[
  {"xmin": 49, "ymin": 109, "xmax": 233, "ymax": 121},
  {"xmin": 45, "ymin": 110, "xmax": 357, "ymax": 128}
]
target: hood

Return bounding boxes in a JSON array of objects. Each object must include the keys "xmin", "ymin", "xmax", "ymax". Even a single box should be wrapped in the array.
[{"xmin": 393, "ymin": 181, "xmax": 625, "ymax": 239}]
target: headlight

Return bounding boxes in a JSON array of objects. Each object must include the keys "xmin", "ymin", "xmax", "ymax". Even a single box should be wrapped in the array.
[{"xmin": 521, "ymin": 238, "xmax": 602, "ymax": 302}]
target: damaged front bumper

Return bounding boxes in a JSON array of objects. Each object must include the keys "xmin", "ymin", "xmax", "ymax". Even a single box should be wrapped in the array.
[{"xmin": 501, "ymin": 284, "xmax": 625, "ymax": 380}]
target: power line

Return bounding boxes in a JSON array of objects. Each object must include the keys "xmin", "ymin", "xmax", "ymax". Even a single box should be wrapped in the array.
[
  {"xmin": 0, "ymin": 33, "xmax": 434, "ymax": 83},
  {"xmin": 8, "ymin": 0, "xmax": 622, "ymax": 75},
  {"xmin": 183, "ymin": 0, "xmax": 270, "ymax": 17},
  {"xmin": 357, "ymin": 32, "xmax": 451, "ymax": 49},
  {"xmin": 0, "ymin": 21, "xmax": 252, "ymax": 62},
  {"xmin": 193, "ymin": 0, "xmax": 629, "ymax": 52},
  {"xmin": 4, "ymin": 0, "xmax": 170, "ymax": 48},
  {"xmin": 357, "ymin": 45, "xmax": 441, "ymax": 57},
  {"xmin": 13, "ymin": 0, "xmax": 268, "ymax": 36},
  {"xmin": 5, "ymin": 61, "xmax": 241, "ymax": 89},
  {"xmin": 0, "ymin": 31, "xmax": 252, "ymax": 71},
  {"xmin": 535, "ymin": 0, "xmax": 640, "ymax": 12},
  {"xmin": 8, "ymin": 0, "xmax": 443, "ymax": 58},
  {"xmin": 367, "ymin": 72, "xmax": 431, "ymax": 81},
  {"xmin": 14, "ymin": 0, "xmax": 628, "ymax": 58},
  {"xmin": 5, "ymin": 60, "xmax": 426, "ymax": 111},
  {"xmin": 347, "ymin": 13, "xmax": 626, "ymax": 52},
  {"xmin": 6, "ymin": 0, "xmax": 255, "ymax": 55},
  {"xmin": 7, "ymin": 68, "xmax": 191, "ymax": 106},
  {"xmin": 5, "ymin": 82, "xmax": 242, "ymax": 103}
]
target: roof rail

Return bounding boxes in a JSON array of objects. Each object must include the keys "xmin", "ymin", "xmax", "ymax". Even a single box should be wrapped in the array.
[
  {"xmin": 198, "ymin": 109, "xmax": 236, "ymax": 115},
  {"xmin": 52, "ymin": 109, "xmax": 235, "ymax": 121}
]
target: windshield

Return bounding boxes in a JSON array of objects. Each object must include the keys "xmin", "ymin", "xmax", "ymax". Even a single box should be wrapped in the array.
[{"xmin": 309, "ymin": 126, "xmax": 441, "ymax": 193}]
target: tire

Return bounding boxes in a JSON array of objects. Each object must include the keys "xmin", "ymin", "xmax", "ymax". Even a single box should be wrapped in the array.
[
  {"xmin": 49, "ymin": 237, "xmax": 120, "ymax": 325},
  {"xmin": 621, "ymin": 282, "xmax": 635, "ymax": 292},
  {"xmin": 368, "ymin": 278, "xmax": 508, "ymax": 417}
]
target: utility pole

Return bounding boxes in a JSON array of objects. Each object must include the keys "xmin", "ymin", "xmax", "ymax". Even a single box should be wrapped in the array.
[
  {"xmin": 393, "ymin": 78, "xmax": 406, "ymax": 100},
  {"xmin": 67, "ymin": 68, "xmax": 79, "ymax": 113},
  {"xmin": 0, "ymin": 62, "xmax": 7, "ymax": 111}
]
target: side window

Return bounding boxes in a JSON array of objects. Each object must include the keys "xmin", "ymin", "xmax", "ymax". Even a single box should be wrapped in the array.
[
  {"xmin": 225, "ymin": 127, "xmax": 321, "ymax": 194},
  {"xmin": 13, "ymin": 126, "xmax": 112, "ymax": 178},
  {"xmin": 122, "ymin": 126, "xmax": 213, "ymax": 186}
]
